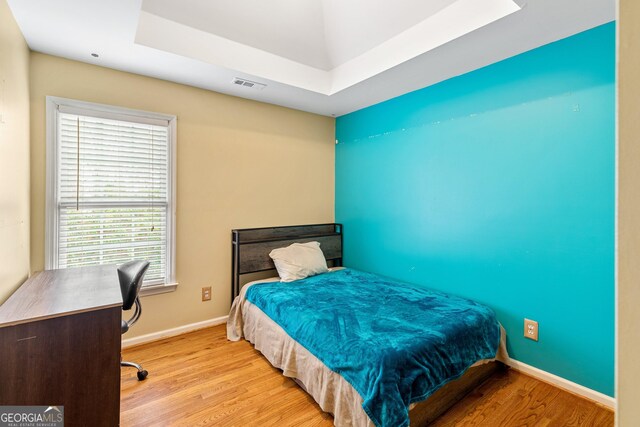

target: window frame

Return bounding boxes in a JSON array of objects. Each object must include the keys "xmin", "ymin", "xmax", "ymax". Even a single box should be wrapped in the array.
[{"xmin": 45, "ymin": 96, "xmax": 178, "ymax": 296}]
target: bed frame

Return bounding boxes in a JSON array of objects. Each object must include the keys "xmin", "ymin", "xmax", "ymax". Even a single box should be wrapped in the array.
[
  {"xmin": 230, "ymin": 223, "xmax": 503, "ymax": 425},
  {"xmin": 231, "ymin": 223, "xmax": 343, "ymax": 303}
]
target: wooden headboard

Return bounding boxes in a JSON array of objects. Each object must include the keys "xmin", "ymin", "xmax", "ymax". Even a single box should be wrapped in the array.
[{"xmin": 231, "ymin": 223, "xmax": 343, "ymax": 302}]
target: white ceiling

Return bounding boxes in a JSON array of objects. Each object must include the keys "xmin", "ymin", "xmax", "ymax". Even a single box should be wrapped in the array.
[
  {"xmin": 135, "ymin": 0, "xmax": 520, "ymax": 95},
  {"xmin": 8, "ymin": 0, "xmax": 614, "ymax": 117},
  {"xmin": 141, "ymin": 0, "xmax": 460, "ymax": 71}
]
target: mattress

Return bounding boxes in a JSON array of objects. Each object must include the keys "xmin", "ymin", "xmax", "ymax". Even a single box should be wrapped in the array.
[{"xmin": 227, "ymin": 268, "xmax": 508, "ymax": 427}]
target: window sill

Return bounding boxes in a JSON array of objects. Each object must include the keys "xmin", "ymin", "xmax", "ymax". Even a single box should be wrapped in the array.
[{"xmin": 140, "ymin": 282, "xmax": 178, "ymax": 297}]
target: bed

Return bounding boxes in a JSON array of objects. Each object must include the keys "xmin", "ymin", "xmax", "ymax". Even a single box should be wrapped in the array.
[{"xmin": 227, "ymin": 224, "xmax": 508, "ymax": 427}]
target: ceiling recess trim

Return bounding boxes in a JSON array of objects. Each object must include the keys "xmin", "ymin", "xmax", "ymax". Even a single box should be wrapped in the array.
[{"xmin": 135, "ymin": 0, "xmax": 521, "ymax": 96}]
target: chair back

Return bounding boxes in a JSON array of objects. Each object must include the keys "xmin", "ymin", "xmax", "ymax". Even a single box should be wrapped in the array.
[{"xmin": 117, "ymin": 260, "xmax": 150, "ymax": 310}]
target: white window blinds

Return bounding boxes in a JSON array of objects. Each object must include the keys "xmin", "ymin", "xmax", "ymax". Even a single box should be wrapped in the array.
[{"xmin": 47, "ymin": 99, "xmax": 175, "ymax": 287}]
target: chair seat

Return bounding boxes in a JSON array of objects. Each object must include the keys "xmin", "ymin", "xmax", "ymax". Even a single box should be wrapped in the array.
[{"xmin": 121, "ymin": 319, "xmax": 129, "ymax": 335}]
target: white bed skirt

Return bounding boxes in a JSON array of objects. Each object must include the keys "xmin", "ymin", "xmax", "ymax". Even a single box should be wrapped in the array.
[{"xmin": 227, "ymin": 274, "xmax": 508, "ymax": 427}]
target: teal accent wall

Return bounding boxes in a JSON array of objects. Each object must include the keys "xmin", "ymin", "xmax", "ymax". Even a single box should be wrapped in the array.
[{"xmin": 335, "ymin": 23, "xmax": 615, "ymax": 396}]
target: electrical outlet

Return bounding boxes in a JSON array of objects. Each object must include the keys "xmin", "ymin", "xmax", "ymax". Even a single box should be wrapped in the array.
[
  {"xmin": 524, "ymin": 318, "xmax": 538, "ymax": 341},
  {"xmin": 201, "ymin": 286, "xmax": 211, "ymax": 302}
]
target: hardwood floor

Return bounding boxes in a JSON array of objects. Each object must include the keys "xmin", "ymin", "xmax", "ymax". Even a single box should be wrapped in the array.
[
  {"xmin": 120, "ymin": 325, "xmax": 613, "ymax": 426},
  {"xmin": 430, "ymin": 370, "xmax": 614, "ymax": 426}
]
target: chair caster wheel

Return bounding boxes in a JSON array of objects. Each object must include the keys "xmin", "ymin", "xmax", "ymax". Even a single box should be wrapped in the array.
[{"xmin": 137, "ymin": 370, "xmax": 148, "ymax": 381}]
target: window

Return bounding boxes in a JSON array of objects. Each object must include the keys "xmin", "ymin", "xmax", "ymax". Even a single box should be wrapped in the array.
[{"xmin": 45, "ymin": 97, "xmax": 176, "ymax": 292}]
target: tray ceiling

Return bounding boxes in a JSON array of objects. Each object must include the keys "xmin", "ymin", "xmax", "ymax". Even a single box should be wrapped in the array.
[{"xmin": 8, "ymin": 0, "xmax": 614, "ymax": 116}]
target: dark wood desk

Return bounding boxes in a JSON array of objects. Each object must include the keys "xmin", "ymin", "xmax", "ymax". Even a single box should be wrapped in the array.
[{"xmin": 0, "ymin": 265, "xmax": 122, "ymax": 426}]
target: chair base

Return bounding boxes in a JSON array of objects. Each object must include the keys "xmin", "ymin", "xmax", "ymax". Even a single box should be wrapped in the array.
[{"xmin": 121, "ymin": 360, "xmax": 148, "ymax": 381}]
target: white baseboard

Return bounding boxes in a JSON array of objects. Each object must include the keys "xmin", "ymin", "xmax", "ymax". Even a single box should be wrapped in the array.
[
  {"xmin": 122, "ymin": 315, "xmax": 229, "ymax": 349},
  {"xmin": 505, "ymin": 358, "xmax": 615, "ymax": 409}
]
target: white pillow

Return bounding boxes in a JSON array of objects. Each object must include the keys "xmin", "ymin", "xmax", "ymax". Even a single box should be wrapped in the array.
[{"xmin": 269, "ymin": 241, "xmax": 329, "ymax": 282}]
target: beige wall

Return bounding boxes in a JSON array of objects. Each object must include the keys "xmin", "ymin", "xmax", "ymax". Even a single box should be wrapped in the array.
[
  {"xmin": 0, "ymin": 1, "xmax": 30, "ymax": 304},
  {"xmin": 29, "ymin": 53, "xmax": 335, "ymax": 337},
  {"xmin": 617, "ymin": 0, "xmax": 640, "ymax": 424}
]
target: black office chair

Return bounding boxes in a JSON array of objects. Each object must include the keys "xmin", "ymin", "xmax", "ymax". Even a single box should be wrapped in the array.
[{"xmin": 118, "ymin": 260, "xmax": 150, "ymax": 381}]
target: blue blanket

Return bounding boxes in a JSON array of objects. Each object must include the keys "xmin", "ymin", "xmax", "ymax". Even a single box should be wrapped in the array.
[{"xmin": 245, "ymin": 268, "xmax": 500, "ymax": 427}]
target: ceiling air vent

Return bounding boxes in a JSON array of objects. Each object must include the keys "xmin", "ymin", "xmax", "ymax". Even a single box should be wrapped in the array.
[{"xmin": 232, "ymin": 78, "xmax": 266, "ymax": 90}]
